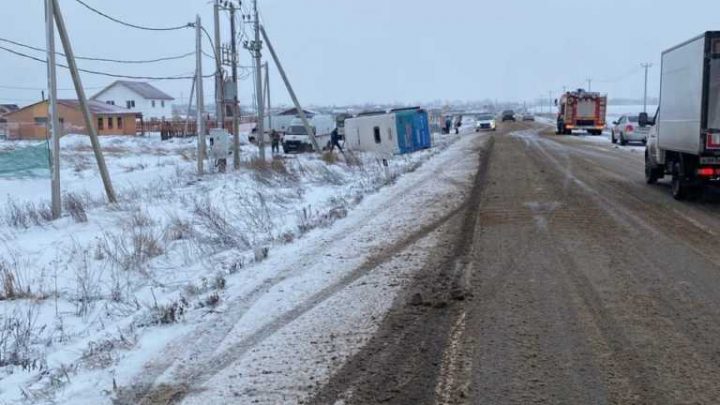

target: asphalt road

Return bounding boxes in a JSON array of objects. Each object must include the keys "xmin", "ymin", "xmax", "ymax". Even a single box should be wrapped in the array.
[{"xmin": 311, "ymin": 123, "xmax": 720, "ymax": 405}]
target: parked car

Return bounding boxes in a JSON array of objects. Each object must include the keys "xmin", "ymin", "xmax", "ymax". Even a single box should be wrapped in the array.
[
  {"xmin": 475, "ymin": 113, "xmax": 497, "ymax": 131},
  {"xmin": 611, "ymin": 115, "xmax": 648, "ymax": 145},
  {"xmin": 521, "ymin": 113, "xmax": 535, "ymax": 121},
  {"xmin": 501, "ymin": 110, "xmax": 516, "ymax": 122}
]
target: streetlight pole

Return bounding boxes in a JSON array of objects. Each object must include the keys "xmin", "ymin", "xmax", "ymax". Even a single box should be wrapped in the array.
[{"xmin": 641, "ymin": 63, "xmax": 653, "ymax": 113}]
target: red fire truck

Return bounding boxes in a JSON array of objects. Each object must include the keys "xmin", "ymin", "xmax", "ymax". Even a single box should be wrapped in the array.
[{"xmin": 555, "ymin": 89, "xmax": 607, "ymax": 135}]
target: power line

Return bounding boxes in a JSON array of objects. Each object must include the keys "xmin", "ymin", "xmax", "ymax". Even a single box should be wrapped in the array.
[
  {"xmin": 0, "ymin": 44, "xmax": 212, "ymax": 80},
  {"xmin": 73, "ymin": 0, "xmax": 192, "ymax": 31},
  {"xmin": 0, "ymin": 36, "xmax": 194, "ymax": 64}
]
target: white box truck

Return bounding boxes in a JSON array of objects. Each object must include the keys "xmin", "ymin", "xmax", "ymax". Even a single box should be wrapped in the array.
[{"xmin": 643, "ymin": 31, "xmax": 720, "ymax": 199}]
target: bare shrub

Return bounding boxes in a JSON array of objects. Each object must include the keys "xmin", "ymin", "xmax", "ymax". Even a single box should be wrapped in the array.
[
  {"xmin": 236, "ymin": 191, "xmax": 275, "ymax": 241},
  {"xmin": 0, "ymin": 304, "xmax": 41, "ymax": 369},
  {"xmin": 193, "ymin": 198, "xmax": 249, "ymax": 250},
  {"xmin": 63, "ymin": 193, "xmax": 87, "ymax": 223},
  {"xmin": 199, "ymin": 292, "xmax": 220, "ymax": 309},
  {"xmin": 147, "ymin": 298, "xmax": 187, "ymax": 326},
  {"xmin": 100, "ymin": 227, "xmax": 164, "ymax": 273},
  {"xmin": 297, "ymin": 203, "xmax": 349, "ymax": 236},
  {"xmin": 72, "ymin": 250, "xmax": 103, "ymax": 317},
  {"xmin": 5, "ymin": 198, "xmax": 28, "ymax": 228},
  {"xmin": 321, "ymin": 151, "xmax": 338, "ymax": 165},
  {"xmin": 211, "ymin": 273, "xmax": 226, "ymax": 290},
  {"xmin": 81, "ymin": 331, "xmax": 136, "ymax": 370},
  {"xmin": 163, "ymin": 214, "xmax": 194, "ymax": 242},
  {"xmin": 0, "ymin": 260, "xmax": 32, "ymax": 301}
]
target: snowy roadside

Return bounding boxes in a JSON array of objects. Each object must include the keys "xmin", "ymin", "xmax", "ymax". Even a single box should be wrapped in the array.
[{"xmin": 0, "ymin": 130, "xmax": 470, "ymax": 404}]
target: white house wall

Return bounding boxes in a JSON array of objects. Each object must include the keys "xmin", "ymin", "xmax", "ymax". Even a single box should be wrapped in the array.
[{"xmin": 93, "ymin": 85, "xmax": 173, "ymax": 121}]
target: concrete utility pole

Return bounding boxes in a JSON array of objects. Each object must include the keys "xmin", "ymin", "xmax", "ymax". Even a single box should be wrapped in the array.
[
  {"xmin": 264, "ymin": 61, "xmax": 271, "ymax": 130},
  {"xmin": 45, "ymin": 0, "xmax": 61, "ymax": 219},
  {"xmin": 196, "ymin": 15, "xmax": 206, "ymax": 175},
  {"xmin": 184, "ymin": 76, "xmax": 195, "ymax": 137},
  {"xmin": 252, "ymin": 0, "xmax": 266, "ymax": 160},
  {"xmin": 641, "ymin": 63, "xmax": 653, "ymax": 113},
  {"xmin": 548, "ymin": 91, "xmax": 553, "ymax": 113},
  {"xmin": 214, "ymin": 0, "xmax": 224, "ymax": 129},
  {"xmin": 260, "ymin": 25, "xmax": 320, "ymax": 152},
  {"xmin": 52, "ymin": 0, "xmax": 116, "ymax": 203},
  {"xmin": 230, "ymin": 2, "xmax": 240, "ymax": 170}
]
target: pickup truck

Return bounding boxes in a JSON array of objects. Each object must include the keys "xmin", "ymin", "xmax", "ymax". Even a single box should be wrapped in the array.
[{"xmin": 643, "ymin": 31, "xmax": 720, "ymax": 200}]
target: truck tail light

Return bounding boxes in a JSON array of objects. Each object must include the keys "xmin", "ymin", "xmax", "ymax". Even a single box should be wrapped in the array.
[
  {"xmin": 625, "ymin": 125, "xmax": 634, "ymax": 132},
  {"xmin": 698, "ymin": 167, "xmax": 715, "ymax": 177},
  {"xmin": 707, "ymin": 132, "xmax": 720, "ymax": 149}
]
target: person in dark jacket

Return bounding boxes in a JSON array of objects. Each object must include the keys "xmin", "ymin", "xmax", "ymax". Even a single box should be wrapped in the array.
[
  {"xmin": 330, "ymin": 128, "xmax": 343, "ymax": 153},
  {"xmin": 271, "ymin": 130, "xmax": 281, "ymax": 154}
]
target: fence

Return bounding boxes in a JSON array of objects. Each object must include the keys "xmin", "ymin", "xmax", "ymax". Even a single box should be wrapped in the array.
[{"xmin": 0, "ymin": 142, "xmax": 50, "ymax": 177}]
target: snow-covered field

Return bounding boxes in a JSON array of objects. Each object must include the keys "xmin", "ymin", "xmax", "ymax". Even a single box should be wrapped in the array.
[{"xmin": 0, "ymin": 129, "xmax": 470, "ymax": 404}]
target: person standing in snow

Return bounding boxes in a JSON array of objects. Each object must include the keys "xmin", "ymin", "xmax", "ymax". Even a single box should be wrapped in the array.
[
  {"xmin": 271, "ymin": 130, "xmax": 281, "ymax": 154},
  {"xmin": 330, "ymin": 128, "xmax": 344, "ymax": 153}
]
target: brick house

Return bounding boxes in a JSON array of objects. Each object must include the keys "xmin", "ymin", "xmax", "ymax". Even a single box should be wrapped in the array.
[{"xmin": 2, "ymin": 99, "xmax": 140, "ymax": 140}]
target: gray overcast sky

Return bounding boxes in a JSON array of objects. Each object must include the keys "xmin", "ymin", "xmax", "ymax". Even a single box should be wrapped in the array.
[{"xmin": 2, "ymin": 0, "xmax": 720, "ymax": 107}]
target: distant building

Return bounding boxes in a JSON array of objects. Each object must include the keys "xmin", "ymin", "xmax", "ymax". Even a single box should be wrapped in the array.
[
  {"xmin": 91, "ymin": 80, "xmax": 174, "ymax": 121},
  {"xmin": 2, "ymin": 99, "xmax": 139, "ymax": 140},
  {"xmin": 0, "ymin": 104, "xmax": 19, "ymax": 116}
]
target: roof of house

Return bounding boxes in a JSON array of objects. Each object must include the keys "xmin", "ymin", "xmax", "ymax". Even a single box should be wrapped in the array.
[
  {"xmin": 277, "ymin": 107, "xmax": 316, "ymax": 117},
  {"xmin": 92, "ymin": 80, "xmax": 175, "ymax": 101},
  {"xmin": 4, "ymin": 99, "xmax": 139, "ymax": 117},
  {"xmin": 0, "ymin": 104, "xmax": 19, "ymax": 112},
  {"xmin": 58, "ymin": 99, "xmax": 138, "ymax": 115}
]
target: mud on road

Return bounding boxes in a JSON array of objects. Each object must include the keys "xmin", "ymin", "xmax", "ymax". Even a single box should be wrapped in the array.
[{"xmin": 311, "ymin": 123, "xmax": 720, "ymax": 405}]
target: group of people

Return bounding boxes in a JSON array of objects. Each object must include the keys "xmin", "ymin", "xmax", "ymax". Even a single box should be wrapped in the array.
[{"xmin": 268, "ymin": 128, "xmax": 344, "ymax": 154}]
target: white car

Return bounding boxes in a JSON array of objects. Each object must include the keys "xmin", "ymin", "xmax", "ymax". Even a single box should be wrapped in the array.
[
  {"xmin": 611, "ymin": 114, "xmax": 649, "ymax": 145},
  {"xmin": 475, "ymin": 113, "xmax": 497, "ymax": 131}
]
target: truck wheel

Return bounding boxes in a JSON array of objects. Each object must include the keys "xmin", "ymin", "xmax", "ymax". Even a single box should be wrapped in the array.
[
  {"xmin": 645, "ymin": 153, "xmax": 659, "ymax": 184},
  {"xmin": 671, "ymin": 162, "xmax": 690, "ymax": 200}
]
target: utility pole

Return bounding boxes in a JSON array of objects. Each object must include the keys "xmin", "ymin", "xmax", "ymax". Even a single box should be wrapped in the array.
[
  {"xmin": 260, "ymin": 25, "xmax": 319, "ymax": 152},
  {"xmin": 45, "ymin": 0, "xmax": 61, "ymax": 219},
  {"xmin": 641, "ymin": 63, "xmax": 653, "ymax": 113},
  {"xmin": 52, "ymin": 0, "xmax": 116, "ymax": 203},
  {"xmin": 264, "ymin": 61, "xmax": 271, "ymax": 130},
  {"xmin": 213, "ymin": 0, "xmax": 224, "ymax": 129},
  {"xmin": 196, "ymin": 15, "xmax": 206, "ymax": 175},
  {"xmin": 549, "ymin": 91, "xmax": 553, "ymax": 113},
  {"xmin": 252, "ymin": 0, "xmax": 266, "ymax": 160},
  {"xmin": 184, "ymin": 76, "xmax": 195, "ymax": 137},
  {"xmin": 230, "ymin": 1, "xmax": 240, "ymax": 170},
  {"xmin": 587, "ymin": 78, "xmax": 592, "ymax": 92}
]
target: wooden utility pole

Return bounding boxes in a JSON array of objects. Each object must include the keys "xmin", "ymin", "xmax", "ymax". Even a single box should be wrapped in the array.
[
  {"xmin": 252, "ymin": 0, "xmax": 265, "ymax": 160},
  {"xmin": 260, "ymin": 24, "xmax": 319, "ymax": 152},
  {"xmin": 196, "ymin": 15, "xmax": 206, "ymax": 175},
  {"xmin": 230, "ymin": 2, "xmax": 240, "ymax": 169},
  {"xmin": 213, "ymin": 0, "xmax": 224, "ymax": 129},
  {"xmin": 45, "ymin": 0, "xmax": 61, "ymax": 218},
  {"xmin": 52, "ymin": 0, "xmax": 116, "ymax": 203}
]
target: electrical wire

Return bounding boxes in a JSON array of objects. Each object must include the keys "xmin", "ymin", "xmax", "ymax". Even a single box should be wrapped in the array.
[
  {"xmin": 73, "ymin": 0, "xmax": 192, "ymax": 32},
  {"xmin": 0, "ymin": 36, "xmax": 194, "ymax": 64},
  {"xmin": 0, "ymin": 44, "xmax": 212, "ymax": 80}
]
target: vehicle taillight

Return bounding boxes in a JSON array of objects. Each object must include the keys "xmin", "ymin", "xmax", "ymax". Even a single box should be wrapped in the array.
[
  {"xmin": 698, "ymin": 167, "xmax": 715, "ymax": 177},
  {"xmin": 625, "ymin": 125, "xmax": 634, "ymax": 132},
  {"xmin": 707, "ymin": 132, "xmax": 720, "ymax": 149}
]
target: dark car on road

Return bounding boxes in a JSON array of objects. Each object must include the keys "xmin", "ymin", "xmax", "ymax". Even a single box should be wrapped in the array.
[{"xmin": 501, "ymin": 110, "xmax": 516, "ymax": 122}]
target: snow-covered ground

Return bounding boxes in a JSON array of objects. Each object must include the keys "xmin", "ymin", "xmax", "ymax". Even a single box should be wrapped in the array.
[{"xmin": 0, "ymin": 128, "xmax": 478, "ymax": 404}]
